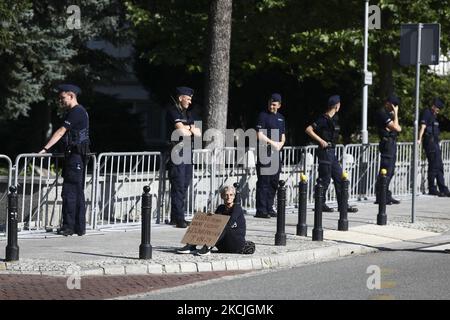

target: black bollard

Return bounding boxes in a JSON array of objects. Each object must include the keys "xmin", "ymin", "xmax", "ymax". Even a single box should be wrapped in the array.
[
  {"xmin": 5, "ymin": 186, "xmax": 19, "ymax": 261},
  {"xmin": 312, "ymin": 178, "xmax": 324, "ymax": 241},
  {"xmin": 377, "ymin": 169, "xmax": 388, "ymax": 225},
  {"xmin": 338, "ymin": 171, "xmax": 349, "ymax": 231},
  {"xmin": 233, "ymin": 182, "xmax": 241, "ymax": 206},
  {"xmin": 139, "ymin": 186, "xmax": 153, "ymax": 259},
  {"xmin": 296, "ymin": 174, "xmax": 308, "ymax": 236},
  {"xmin": 275, "ymin": 180, "xmax": 287, "ymax": 246}
]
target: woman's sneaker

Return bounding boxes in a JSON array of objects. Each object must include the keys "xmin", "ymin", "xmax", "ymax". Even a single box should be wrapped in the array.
[
  {"xmin": 196, "ymin": 245, "xmax": 212, "ymax": 256},
  {"xmin": 177, "ymin": 244, "xmax": 197, "ymax": 254}
]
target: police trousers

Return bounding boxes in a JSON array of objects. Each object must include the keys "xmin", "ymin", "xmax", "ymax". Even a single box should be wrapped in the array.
[
  {"xmin": 169, "ymin": 161, "xmax": 193, "ymax": 222},
  {"xmin": 255, "ymin": 159, "xmax": 281, "ymax": 214},
  {"xmin": 375, "ymin": 137, "xmax": 397, "ymax": 201},
  {"xmin": 62, "ymin": 153, "xmax": 86, "ymax": 233},
  {"xmin": 424, "ymin": 138, "xmax": 449, "ymax": 193},
  {"xmin": 317, "ymin": 147, "xmax": 343, "ymax": 209}
]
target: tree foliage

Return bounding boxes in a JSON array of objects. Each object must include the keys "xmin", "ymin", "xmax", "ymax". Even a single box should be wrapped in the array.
[
  {"xmin": 126, "ymin": 0, "xmax": 450, "ymax": 144},
  {"xmin": 0, "ymin": 0, "xmax": 129, "ymax": 120}
]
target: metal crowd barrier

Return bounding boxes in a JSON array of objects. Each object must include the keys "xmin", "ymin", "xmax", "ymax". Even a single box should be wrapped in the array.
[
  {"xmin": 440, "ymin": 140, "xmax": 450, "ymax": 187},
  {"xmin": 3, "ymin": 140, "xmax": 450, "ymax": 234},
  {"xmin": 342, "ymin": 144, "xmax": 380, "ymax": 201},
  {"xmin": 94, "ymin": 152, "xmax": 162, "ymax": 229},
  {"xmin": 12, "ymin": 153, "xmax": 96, "ymax": 233},
  {"xmin": 0, "ymin": 154, "xmax": 13, "ymax": 235},
  {"xmin": 281, "ymin": 146, "xmax": 304, "ymax": 209}
]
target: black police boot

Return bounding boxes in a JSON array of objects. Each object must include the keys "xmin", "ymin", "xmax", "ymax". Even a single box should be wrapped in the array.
[
  {"xmin": 388, "ymin": 198, "xmax": 400, "ymax": 205},
  {"xmin": 269, "ymin": 210, "xmax": 277, "ymax": 217},
  {"xmin": 322, "ymin": 204, "xmax": 334, "ymax": 212},
  {"xmin": 254, "ymin": 212, "xmax": 270, "ymax": 219},
  {"xmin": 347, "ymin": 206, "xmax": 358, "ymax": 213},
  {"xmin": 168, "ymin": 216, "xmax": 177, "ymax": 225},
  {"xmin": 438, "ymin": 191, "xmax": 450, "ymax": 197},
  {"xmin": 429, "ymin": 190, "xmax": 441, "ymax": 196},
  {"xmin": 176, "ymin": 220, "xmax": 190, "ymax": 228},
  {"xmin": 59, "ymin": 229, "xmax": 74, "ymax": 236}
]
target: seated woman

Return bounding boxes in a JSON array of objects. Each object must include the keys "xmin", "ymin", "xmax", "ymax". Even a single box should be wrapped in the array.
[{"xmin": 177, "ymin": 185, "xmax": 255, "ymax": 256}]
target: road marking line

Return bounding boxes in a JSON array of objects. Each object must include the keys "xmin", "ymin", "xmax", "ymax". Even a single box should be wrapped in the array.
[{"xmin": 380, "ymin": 281, "xmax": 397, "ymax": 289}]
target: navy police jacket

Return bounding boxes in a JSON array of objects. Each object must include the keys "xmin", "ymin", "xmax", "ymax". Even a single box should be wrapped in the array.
[
  {"xmin": 165, "ymin": 104, "xmax": 198, "ymax": 154},
  {"xmin": 311, "ymin": 114, "xmax": 340, "ymax": 147},
  {"xmin": 420, "ymin": 108, "xmax": 440, "ymax": 142},
  {"xmin": 256, "ymin": 110, "xmax": 285, "ymax": 142}
]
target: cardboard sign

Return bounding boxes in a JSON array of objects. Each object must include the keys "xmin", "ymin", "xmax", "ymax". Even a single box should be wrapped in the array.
[{"xmin": 181, "ymin": 212, "xmax": 230, "ymax": 247}]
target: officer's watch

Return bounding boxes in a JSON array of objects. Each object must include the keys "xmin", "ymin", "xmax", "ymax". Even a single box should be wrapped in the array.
[{"xmin": 43, "ymin": 147, "xmax": 48, "ymax": 152}]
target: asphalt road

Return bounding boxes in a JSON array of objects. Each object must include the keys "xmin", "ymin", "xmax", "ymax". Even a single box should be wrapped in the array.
[{"xmin": 137, "ymin": 242, "xmax": 450, "ymax": 300}]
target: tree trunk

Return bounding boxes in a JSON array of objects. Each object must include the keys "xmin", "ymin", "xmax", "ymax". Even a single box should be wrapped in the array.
[
  {"xmin": 379, "ymin": 53, "xmax": 394, "ymax": 98},
  {"xmin": 204, "ymin": 0, "xmax": 233, "ymax": 149},
  {"xmin": 377, "ymin": 9, "xmax": 394, "ymax": 100}
]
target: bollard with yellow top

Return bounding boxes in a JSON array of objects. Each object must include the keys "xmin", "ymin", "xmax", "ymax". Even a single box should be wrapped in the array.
[
  {"xmin": 297, "ymin": 173, "xmax": 308, "ymax": 236},
  {"xmin": 377, "ymin": 168, "xmax": 388, "ymax": 225},
  {"xmin": 275, "ymin": 180, "xmax": 287, "ymax": 246},
  {"xmin": 338, "ymin": 171, "xmax": 349, "ymax": 231},
  {"xmin": 312, "ymin": 178, "xmax": 324, "ymax": 241}
]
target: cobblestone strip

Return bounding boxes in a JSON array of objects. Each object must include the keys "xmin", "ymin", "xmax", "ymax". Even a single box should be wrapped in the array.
[{"xmin": 0, "ymin": 271, "xmax": 247, "ymax": 300}]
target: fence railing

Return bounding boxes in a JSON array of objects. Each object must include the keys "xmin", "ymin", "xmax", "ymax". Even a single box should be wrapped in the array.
[
  {"xmin": 0, "ymin": 154, "xmax": 13, "ymax": 235},
  {"xmin": 2, "ymin": 140, "xmax": 450, "ymax": 234},
  {"xmin": 94, "ymin": 152, "xmax": 162, "ymax": 229},
  {"xmin": 12, "ymin": 153, "xmax": 96, "ymax": 233}
]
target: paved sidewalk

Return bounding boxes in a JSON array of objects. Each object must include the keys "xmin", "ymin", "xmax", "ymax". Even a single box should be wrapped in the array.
[{"xmin": 0, "ymin": 195, "xmax": 449, "ymax": 277}]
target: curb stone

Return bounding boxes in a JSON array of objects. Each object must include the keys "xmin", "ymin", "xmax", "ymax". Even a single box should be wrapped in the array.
[
  {"xmin": 197, "ymin": 262, "xmax": 213, "ymax": 272},
  {"xmin": 164, "ymin": 263, "xmax": 181, "ymax": 273},
  {"xmin": 147, "ymin": 264, "xmax": 163, "ymax": 274},
  {"xmin": 103, "ymin": 265, "xmax": 125, "ymax": 275},
  {"xmin": 211, "ymin": 261, "xmax": 226, "ymax": 271},
  {"xmin": 1, "ymin": 244, "xmax": 379, "ymax": 276},
  {"xmin": 125, "ymin": 264, "xmax": 148, "ymax": 275},
  {"xmin": 180, "ymin": 262, "xmax": 198, "ymax": 273},
  {"xmin": 251, "ymin": 258, "xmax": 263, "ymax": 270},
  {"xmin": 225, "ymin": 260, "xmax": 239, "ymax": 271}
]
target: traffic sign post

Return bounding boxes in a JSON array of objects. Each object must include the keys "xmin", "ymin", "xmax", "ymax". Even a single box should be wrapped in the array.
[{"xmin": 400, "ymin": 23, "xmax": 440, "ymax": 223}]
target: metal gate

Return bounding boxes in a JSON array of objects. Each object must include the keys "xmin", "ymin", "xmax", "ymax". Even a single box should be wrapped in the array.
[
  {"xmin": 0, "ymin": 155, "xmax": 13, "ymax": 236},
  {"xmin": 94, "ymin": 152, "xmax": 162, "ymax": 229},
  {"xmin": 13, "ymin": 153, "xmax": 96, "ymax": 233}
]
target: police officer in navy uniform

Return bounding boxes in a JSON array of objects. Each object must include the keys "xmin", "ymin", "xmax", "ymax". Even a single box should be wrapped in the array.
[
  {"xmin": 418, "ymin": 98, "xmax": 450, "ymax": 197},
  {"xmin": 375, "ymin": 95, "xmax": 402, "ymax": 205},
  {"xmin": 166, "ymin": 87, "xmax": 201, "ymax": 228},
  {"xmin": 305, "ymin": 95, "xmax": 358, "ymax": 213},
  {"xmin": 254, "ymin": 93, "xmax": 286, "ymax": 219},
  {"xmin": 39, "ymin": 84, "xmax": 90, "ymax": 236}
]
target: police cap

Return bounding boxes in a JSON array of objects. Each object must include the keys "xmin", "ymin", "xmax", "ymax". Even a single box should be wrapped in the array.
[
  {"xmin": 176, "ymin": 86, "xmax": 194, "ymax": 97},
  {"xmin": 432, "ymin": 97, "xmax": 444, "ymax": 109},
  {"xmin": 328, "ymin": 95, "xmax": 340, "ymax": 107},
  {"xmin": 386, "ymin": 95, "xmax": 400, "ymax": 106},
  {"xmin": 270, "ymin": 93, "xmax": 282, "ymax": 103},
  {"xmin": 57, "ymin": 84, "xmax": 81, "ymax": 95}
]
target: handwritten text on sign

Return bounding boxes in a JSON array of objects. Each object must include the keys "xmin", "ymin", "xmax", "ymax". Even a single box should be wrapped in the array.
[{"xmin": 181, "ymin": 212, "xmax": 230, "ymax": 247}]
